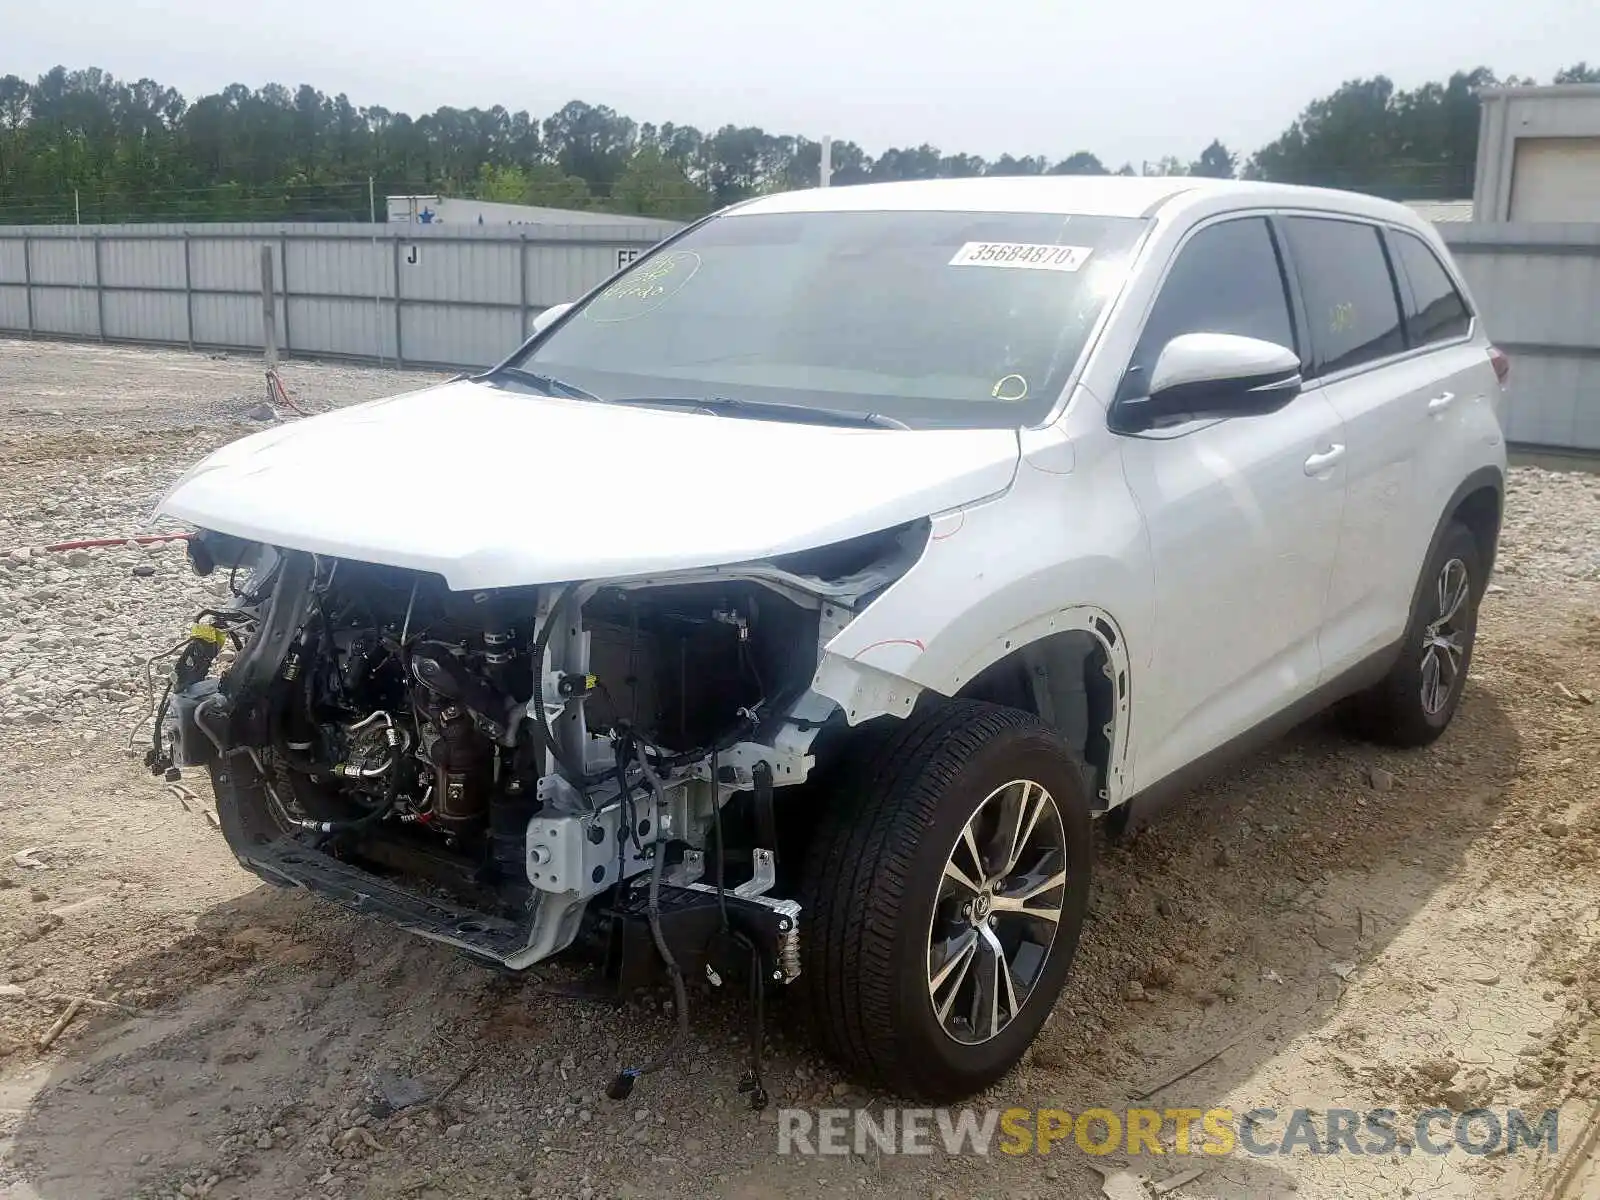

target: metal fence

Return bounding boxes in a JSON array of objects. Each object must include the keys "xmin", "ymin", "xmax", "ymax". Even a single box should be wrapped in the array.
[
  {"xmin": 1, "ymin": 218, "xmax": 1597, "ymax": 452},
  {"xmin": 0, "ymin": 221, "xmax": 677, "ymax": 371},
  {"xmin": 1440, "ymin": 223, "xmax": 1600, "ymax": 452}
]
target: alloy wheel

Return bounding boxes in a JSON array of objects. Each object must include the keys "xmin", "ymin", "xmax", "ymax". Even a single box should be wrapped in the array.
[
  {"xmin": 926, "ymin": 779, "xmax": 1068, "ymax": 1045},
  {"xmin": 1420, "ymin": 557, "xmax": 1471, "ymax": 716}
]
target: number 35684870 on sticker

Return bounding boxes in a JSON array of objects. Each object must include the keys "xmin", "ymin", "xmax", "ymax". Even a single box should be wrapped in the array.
[{"xmin": 948, "ymin": 242, "xmax": 1093, "ymax": 271}]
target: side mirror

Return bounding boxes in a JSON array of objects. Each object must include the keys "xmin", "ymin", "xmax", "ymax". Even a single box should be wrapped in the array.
[
  {"xmin": 1114, "ymin": 333, "xmax": 1302, "ymax": 432},
  {"xmin": 529, "ymin": 301, "xmax": 574, "ymax": 337}
]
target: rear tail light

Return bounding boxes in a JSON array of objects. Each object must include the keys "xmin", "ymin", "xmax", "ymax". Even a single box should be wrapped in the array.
[{"xmin": 1489, "ymin": 346, "xmax": 1510, "ymax": 385}]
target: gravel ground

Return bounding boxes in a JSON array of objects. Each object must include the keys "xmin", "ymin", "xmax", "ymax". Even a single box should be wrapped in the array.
[
  {"xmin": 0, "ymin": 339, "xmax": 438, "ymax": 739},
  {"xmin": 0, "ymin": 338, "xmax": 1597, "ymax": 1200}
]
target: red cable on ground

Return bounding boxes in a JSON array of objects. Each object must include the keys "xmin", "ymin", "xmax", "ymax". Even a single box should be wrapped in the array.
[
  {"xmin": 266, "ymin": 368, "xmax": 311, "ymax": 418},
  {"xmin": 36, "ymin": 533, "xmax": 193, "ymax": 554},
  {"xmin": 14, "ymin": 373, "xmax": 309, "ymax": 560}
]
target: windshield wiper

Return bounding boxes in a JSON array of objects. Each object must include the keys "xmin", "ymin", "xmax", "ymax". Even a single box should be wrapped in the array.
[
  {"xmin": 477, "ymin": 365, "xmax": 604, "ymax": 402},
  {"xmin": 611, "ymin": 395, "xmax": 910, "ymax": 430}
]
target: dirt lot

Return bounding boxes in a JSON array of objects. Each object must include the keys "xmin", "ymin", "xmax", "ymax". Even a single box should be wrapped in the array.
[{"xmin": 0, "ymin": 337, "xmax": 1597, "ymax": 1200}]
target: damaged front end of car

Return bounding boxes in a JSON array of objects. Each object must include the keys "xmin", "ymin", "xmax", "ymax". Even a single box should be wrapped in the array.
[{"xmin": 145, "ymin": 518, "xmax": 929, "ymax": 1099}]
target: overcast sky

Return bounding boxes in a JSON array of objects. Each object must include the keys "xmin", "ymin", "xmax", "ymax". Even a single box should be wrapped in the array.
[{"xmin": 9, "ymin": 0, "xmax": 1598, "ymax": 166}]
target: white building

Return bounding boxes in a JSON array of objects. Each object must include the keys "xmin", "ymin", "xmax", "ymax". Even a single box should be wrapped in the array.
[
  {"xmin": 386, "ymin": 194, "xmax": 684, "ymax": 238},
  {"xmin": 1473, "ymin": 84, "xmax": 1600, "ymax": 222}
]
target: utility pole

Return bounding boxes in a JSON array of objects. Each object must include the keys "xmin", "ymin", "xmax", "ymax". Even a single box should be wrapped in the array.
[
  {"xmin": 369, "ymin": 176, "xmax": 376, "ymax": 224},
  {"xmin": 820, "ymin": 136, "xmax": 833, "ymax": 188},
  {"xmin": 260, "ymin": 245, "xmax": 279, "ymax": 368}
]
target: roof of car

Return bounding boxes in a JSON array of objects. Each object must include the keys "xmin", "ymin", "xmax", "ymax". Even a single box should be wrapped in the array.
[{"xmin": 731, "ymin": 176, "xmax": 1422, "ymax": 226}]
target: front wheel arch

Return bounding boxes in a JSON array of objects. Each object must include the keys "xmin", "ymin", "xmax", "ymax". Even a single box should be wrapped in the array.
[{"xmin": 813, "ymin": 605, "xmax": 1136, "ymax": 810}]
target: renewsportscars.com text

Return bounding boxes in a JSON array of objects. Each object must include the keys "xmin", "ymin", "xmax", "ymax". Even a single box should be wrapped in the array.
[{"xmin": 777, "ymin": 1106, "xmax": 1560, "ymax": 1158}]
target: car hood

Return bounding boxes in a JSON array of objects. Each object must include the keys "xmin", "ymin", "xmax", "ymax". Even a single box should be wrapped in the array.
[{"xmin": 155, "ymin": 379, "xmax": 1021, "ymax": 590}]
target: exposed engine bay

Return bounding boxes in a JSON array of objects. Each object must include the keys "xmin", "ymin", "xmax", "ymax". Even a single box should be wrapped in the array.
[{"xmin": 146, "ymin": 523, "xmax": 927, "ymax": 1102}]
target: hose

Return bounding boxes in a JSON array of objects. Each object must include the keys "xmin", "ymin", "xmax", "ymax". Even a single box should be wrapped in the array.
[
  {"xmin": 276, "ymin": 708, "xmax": 404, "ymax": 819},
  {"xmin": 294, "ymin": 797, "xmax": 396, "ymax": 837},
  {"xmin": 279, "ymin": 753, "xmax": 395, "ymax": 780},
  {"xmin": 149, "ymin": 680, "xmax": 173, "ymax": 764},
  {"xmin": 734, "ymin": 928, "xmax": 769, "ymax": 1110},
  {"xmin": 634, "ymin": 745, "xmax": 688, "ymax": 1021},
  {"xmin": 266, "ymin": 368, "xmax": 311, "ymax": 417},
  {"xmin": 612, "ymin": 731, "xmax": 636, "ymax": 890},
  {"xmin": 606, "ymin": 742, "xmax": 691, "ymax": 1101},
  {"xmin": 298, "ymin": 733, "xmax": 404, "ymax": 839},
  {"xmin": 129, "ymin": 633, "xmax": 191, "ymax": 754}
]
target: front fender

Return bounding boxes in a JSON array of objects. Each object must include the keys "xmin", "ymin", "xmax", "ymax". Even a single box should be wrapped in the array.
[
  {"xmin": 810, "ymin": 601, "xmax": 1137, "ymax": 803},
  {"xmin": 818, "ymin": 435, "xmax": 1152, "ymax": 696}
]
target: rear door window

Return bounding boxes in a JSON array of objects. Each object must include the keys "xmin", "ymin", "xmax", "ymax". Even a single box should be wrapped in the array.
[
  {"xmin": 1119, "ymin": 216, "xmax": 1297, "ymax": 401},
  {"xmin": 1388, "ymin": 229, "xmax": 1472, "ymax": 346},
  {"xmin": 1282, "ymin": 217, "xmax": 1407, "ymax": 377}
]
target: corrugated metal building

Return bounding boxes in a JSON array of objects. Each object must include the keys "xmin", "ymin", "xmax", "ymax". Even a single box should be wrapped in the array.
[
  {"xmin": 1419, "ymin": 83, "xmax": 1600, "ymax": 452},
  {"xmin": 1444, "ymin": 224, "xmax": 1600, "ymax": 450},
  {"xmin": 1474, "ymin": 83, "xmax": 1600, "ymax": 222}
]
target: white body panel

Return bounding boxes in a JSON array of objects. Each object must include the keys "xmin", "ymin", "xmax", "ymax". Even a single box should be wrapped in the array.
[
  {"xmin": 1113, "ymin": 391, "xmax": 1348, "ymax": 787},
  {"xmin": 157, "ymin": 176, "xmax": 1509, "ymax": 811},
  {"xmin": 157, "ymin": 380, "xmax": 1020, "ymax": 591},
  {"xmin": 1315, "ymin": 342, "xmax": 1504, "ymax": 675}
]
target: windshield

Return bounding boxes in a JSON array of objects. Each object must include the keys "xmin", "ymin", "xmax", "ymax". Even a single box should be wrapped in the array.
[{"xmin": 507, "ymin": 208, "xmax": 1148, "ymax": 429}]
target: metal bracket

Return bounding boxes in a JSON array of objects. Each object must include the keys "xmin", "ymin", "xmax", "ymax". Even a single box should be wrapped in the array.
[
  {"xmin": 733, "ymin": 848, "xmax": 776, "ymax": 899},
  {"xmin": 665, "ymin": 848, "xmax": 705, "ymax": 887},
  {"xmin": 534, "ymin": 770, "xmax": 586, "ymax": 815},
  {"xmin": 692, "ymin": 741, "xmax": 811, "ymax": 789}
]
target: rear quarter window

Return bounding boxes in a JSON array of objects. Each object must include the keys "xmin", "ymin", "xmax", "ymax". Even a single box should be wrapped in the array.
[
  {"xmin": 1282, "ymin": 217, "xmax": 1407, "ymax": 377},
  {"xmin": 1388, "ymin": 229, "xmax": 1473, "ymax": 346}
]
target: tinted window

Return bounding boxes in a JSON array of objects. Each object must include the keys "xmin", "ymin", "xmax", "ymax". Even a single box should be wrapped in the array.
[
  {"xmin": 512, "ymin": 210, "xmax": 1149, "ymax": 429},
  {"xmin": 1389, "ymin": 229, "xmax": 1471, "ymax": 345},
  {"xmin": 1120, "ymin": 217, "xmax": 1295, "ymax": 400},
  {"xmin": 1283, "ymin": 217, "xmax": 1406, "ymax": 376}
]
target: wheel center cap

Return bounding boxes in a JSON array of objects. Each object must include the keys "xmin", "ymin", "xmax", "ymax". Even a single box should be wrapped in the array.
[{"xmin": 972, "ymin": 892, "xmax": 993, "ymax": 922}]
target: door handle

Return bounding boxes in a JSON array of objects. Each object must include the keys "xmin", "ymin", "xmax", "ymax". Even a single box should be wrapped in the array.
[
  {"xmin": 1427, "ymin": 391, "xmax": 1456, "ymax": 414},
  {"xmin": 1303, "ymin": 444, "xmax": 1346, "ymax": 475}
]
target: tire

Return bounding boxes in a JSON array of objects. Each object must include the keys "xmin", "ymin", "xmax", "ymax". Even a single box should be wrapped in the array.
[
  {"xmin": 1343, "ymin": 520, "xmax": 1483, "ymax": 747},
  {"xmin": 798, "ymin": 698, "xmax": 1093, "ymax": 1101}
]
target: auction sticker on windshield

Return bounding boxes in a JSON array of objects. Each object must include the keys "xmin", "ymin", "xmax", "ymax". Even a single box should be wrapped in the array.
[
  {"xmin": 948, "ymin": 242, "xmax": 1093, "ymax": 271},
  {"xmin": 585, "ymin": 250, "xmax": 703, "ymax": 322}
]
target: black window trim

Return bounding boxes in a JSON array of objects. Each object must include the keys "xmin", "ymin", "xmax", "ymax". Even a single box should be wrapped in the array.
[
  {"xmin": 1275, "ymin": 212, "xmax": 1409, "ymax": 383},
  {"xmin": 1385, "ymin": 227, "xmax": 1423, "ymax": 339},
  {"xmin": 1381, "ymin": 223, "xmax": 1478, "ymax": 352},
  {"xmin": 1272, "ymin": 209, "xmax": 1477, "ymax": 389},
  {"xmin": 1106, "ymin": 209, "xmax": 1302, "ymax": 437}
]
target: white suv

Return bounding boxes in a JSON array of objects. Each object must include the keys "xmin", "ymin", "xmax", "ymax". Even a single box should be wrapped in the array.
[{"xmin": 151, "ymin": 176, "xmax": 1508, "ymax": 1103}]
